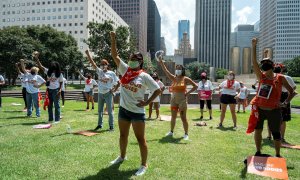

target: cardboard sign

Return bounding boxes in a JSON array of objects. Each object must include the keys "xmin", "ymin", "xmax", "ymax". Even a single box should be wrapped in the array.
[
  {"xmin": 74, "ymin": 130, "xmax": 99, "ymax": 137},
  {"xmin": 247, "ymin": 156, "xmax": 288, "ymax": 179},
  {"xmin": 160, "ymin": 115, "xmax": 172, "ymax": 121},
  {"xmin": 198, "ymin": 90, "xmax": 212, "ymax": 100},
  {"xmin": 281, "ymin": 143, "xmax": 300, "ymax": 150},
  {"xmin": 258, "ymin": 84, "xmax": 273, "ymax": 99},
  {"xmin": 33, "ymin": 124, "xmax": 52, "ymax": 129}
]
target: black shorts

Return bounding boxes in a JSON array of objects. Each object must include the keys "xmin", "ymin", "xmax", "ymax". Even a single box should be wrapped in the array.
[
  {"xmin": 200, "ymin": 100, "xmax": 212, "ymax": 109},
  {"xmin": 220, "ymin": 94, "xmax": 236, "ymax": 104},
  {"xmin": 118, "ymin": 106, "xmax": 145, "ymax": 122},
  {"xmin": 255, "ymin": 108, "xmax": 282, "ymax": 132},
  {"xmin": 280, "ymin": 92, "xmax": 291, "ymax": 121}
]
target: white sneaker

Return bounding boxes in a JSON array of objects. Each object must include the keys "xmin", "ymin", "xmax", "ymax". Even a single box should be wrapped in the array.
[
  {"xmin": 183, "ymin": 134, "xmax": 189, "ymax": 140},
  {"xmin": 165, "ymin": 131, "xmax": 173, "ymax": 137},
  {"xmin": 110, "ymin": 156, "xmax": 126, "ymax": 165},
  {"xmin": 53, "ymin": 121, "xmax": 60, "ymax": 124},
  {"xmin": 135, "ymin": 165, "xmax": 147, "ymax": 176}
]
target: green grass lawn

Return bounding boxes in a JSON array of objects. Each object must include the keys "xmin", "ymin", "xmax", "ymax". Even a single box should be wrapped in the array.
[
  {"xmin": 291, "ymin": 84, "xmax": 300, "ymax": 107},
  {"xmin": 0, "ymin": 97, "xmax": 300, "ymax": 179},
  {"xmin": 3, "ymin": 84, "xmax": 85, "ymax": 91}
]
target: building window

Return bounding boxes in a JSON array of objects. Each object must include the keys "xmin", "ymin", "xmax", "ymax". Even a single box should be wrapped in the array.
[
  {"xmin": 75, "ymin": 7, "xmax": 78, "ymax": 10},
  {"xmin": 2, "ymin": 19, "xmax": 5, "ymax": 22},
  {"xmin": 32, "ymin": 10, "xmax": 35, "ymax": 13},
  {"xmin": 69, "ymin": 0, "xmax": 72, "ymax": 3},
  {"xmin": 32, "ymin": 2, "xmax": 35, "ymax": 5},
  {"xmin": 48, "ymin": 1, "xmax": 51, "ymax": 4},
  {"xmin": 32, "ymin": 17, "xmax": 35, "ymax": 21},
  {"xmin": 37, "ymin": 2, "xmax": 40, "ymax": 5},
  {"xmin": 27, "ymin": 17, "xmax": 30, "ymax": 21},
  {"xmin": 69, "ymin": 31, "xmax": 72, "ymax": 34},
  {"xmin": 69, "ymin": 23, "xmax": 72, "ymax": 26},
  {"xmin": 53, "ymin": 1, "xmax": 56, "ymax": 4},
  {"xmin": 42, "ymin": 17, "xmax": 46, "ymax": 20},
  {"xmin": 64, "ymin": 23, "xmax": 66, "ymax": 26},
  {"xmin": 58, "ymin": 24, "xmax": 61, "ymax": 27},
  {"xmin": 42, "ymin": 9, "xmax": 46, "ymax": 12},
  {"xmin": 47, "ymin": 9, "xmax": 51, "ymax": 12},
  {"xmin": 80, "ymin": 30, "xmax": 83, "ymax": 34},
  {"xmin": 69, "ymin": 7, "xmax": 72, "ymax": 11},
  {"xmin": 52, "ymin": 16, "xmax": 56, "ymax": 20},
  {"xmin": 69, "ymin": 15, "xmax": 72, "ymax": 19},
  {"xmin": 75, "ymin": 15, "xmax": 78, "ymax": 18},
  {"xmin": 80, "ymin": 14, "xmax": 83, "ymax": 18},
  {"xmin": 80, "ymin": 7, "xmax": 83, "ymax": 10},
  {"xmin": 75, "ymin": 31, "xmax": 77, "ymax": 34},
  {"xmin": 64, "ymin": 15, "xmax": 67, "ymax": 19},
  {"xmin": 37, "ymin": 17, "xmax": 40, "ymax": 20},
  {"xmin": 75, "ymin": 23, "xmax": 78, "ymax": 26},
  {"xmin": 64, "ymin": 8, "xmax": 67, "ymax": 11},
  {"xmin": 80, "ymin": 22, "xmax": 83, "ymax": 26},
  {"xmin": 53, "ymin": 24, "xmax": 56, "ymax": 27},
  {"xmin": 47, "ymin": 16, "xmax": 51, "ymax": 20},
  {"xmin": 58, "ymin": 16, "xmax": 61, "ymax": 19}
]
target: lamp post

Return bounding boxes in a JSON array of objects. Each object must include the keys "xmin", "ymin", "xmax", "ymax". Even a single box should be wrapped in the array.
[{"xmin": 66, "ymin": 65, "xmax": 70, "ymax": 81}]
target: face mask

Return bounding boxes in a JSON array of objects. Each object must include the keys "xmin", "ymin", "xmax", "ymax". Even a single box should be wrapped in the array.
[
  {"xmin": 273, "ymin": 66, "xmax": 281, "ymax": 73},
  {"xmin": 103, "ymin": 65, "xmax": 108, "ymax": 69},
  {"xmin": 227, "ymin": 75, "xmax": 234, "ymax": 80},
  {"xmin": 128, "ymin": 61, "xmax": 140, "ymax": 69},
  {"xmin": 100, "ymin": 65, "xmax": 104, "ymax": 69},
  {"xmin": 261, "ymin": 63, "xmax": 273, "ymax": 71},
  {"xmin": 175, "ymin": 70, "xmax": 182, "ymax": 76},
  {"xmin": 31, "ymin": 71, "xmax": 36, "ymax": 75}
]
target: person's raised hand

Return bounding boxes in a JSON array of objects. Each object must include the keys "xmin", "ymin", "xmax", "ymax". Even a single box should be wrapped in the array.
[{"xmin": 252, "ymin": 38, "xmax": 257, "ymax": 46}]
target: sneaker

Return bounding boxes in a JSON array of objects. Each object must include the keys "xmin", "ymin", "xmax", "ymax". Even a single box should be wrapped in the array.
[
  {"xmin": 217, "ymin": 123, "xmax": 223, "ymax": 127},
  {"xmin": 183, "ymin": 134, "xmax": 189, "ymax": 140},
  {"xmin": 53, "ymin": 121, "xmax": 60, "ymax": 124},
  {"xmin": 92, "ymin": 106, "xmax": 94, "ymax": 110},
  {"xmin": 237, "ymin": 111, "xmax": 240, "ymax": 113},
  {"xmin": 135, "ymin": 165, "xmax": 147, "ymax": 176},
  {"xmin": 200, "ymin": 116, "xmax": 203, "ymax": 120},
  {"xmin": 109, "ymin": 127, "xmax": 114, "ymax": 132},
  {"xmin": 110, "ymin": 156, "xmax": 126, "ymax": 165},
  {"xmin": 94, "ymin": 125, "xmax": 102, "ymax": 131},
  {"xmin": 165, "ymin": 131, "xmax": 173, "ymax": 137},
  {"xmin": 233, "ymin": 126, "xmax": 237, "ymax": 130},
  {"xmin": 209, "ymin": 116, "xmax": 213, "ymax": 120}
]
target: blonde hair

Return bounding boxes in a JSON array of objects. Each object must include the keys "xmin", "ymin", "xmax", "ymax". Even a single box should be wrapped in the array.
[{"xmin": 31, "ymin": 67, "xmax": 39, "ymax": 73}]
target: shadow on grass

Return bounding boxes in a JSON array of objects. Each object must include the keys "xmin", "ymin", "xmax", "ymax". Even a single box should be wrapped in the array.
[
  {"xmin": 261, "ymin": 138, "xmax": 274, "ymax": 148},
  {"xmin": 73, "ymin": 109, "xmax": 87, "ymax": 112},
  {"xmin": 216, "ymin": 126, "xmax": 236, "ymax": 131},
  {"xmin": 192, "ymin": 118, "xmax": 212, "ymax": 121},
  {"xmin": 80, "ymin": 163, "xmax": 136, "ymax": 180},
  {"xmin": 158, "ymin": 136, "xmax": 187, "ymax": 144},
  {"xmin": 0, "ymin": 121, "xmax": 46, "ymax": 127},
  {"xmin": 240, "ymin": 166, "xmax": 247, "ymax": 179},
  {"xmin": 3, "ymin": 110, "xmax": 24, "ymax": 113},
  {"xmin": 0, "ymin": 116, "xmax": 29, "ymax": 120}
]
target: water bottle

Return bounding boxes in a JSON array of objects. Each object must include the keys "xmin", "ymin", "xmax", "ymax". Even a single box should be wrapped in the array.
[
  {"xmin": 155, "ymin": 50, "xmax": 164, "ymax": 62},
  {"xmin": 66, "ymin": 124, "xmax": 72, "ymax": 134}
]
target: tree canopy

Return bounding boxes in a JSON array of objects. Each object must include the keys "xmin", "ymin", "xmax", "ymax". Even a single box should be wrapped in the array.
[{"xmin": 283, "ymin": 56, "xmax": 300, "ymax": 77}]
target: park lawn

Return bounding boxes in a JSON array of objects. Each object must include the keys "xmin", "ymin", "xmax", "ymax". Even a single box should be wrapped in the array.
[
  {"xmin": 0, "ymin": 97, "xmax": 300, "ymax": 180},
  {"xmin": 3, "ymin": 84, "xmax": 85, "ymax": 91},
  {"xmin": 291, "ymin": 84, "xmax": 300, "ymax": 107}
]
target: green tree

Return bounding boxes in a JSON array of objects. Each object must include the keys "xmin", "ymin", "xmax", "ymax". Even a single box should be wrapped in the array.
[
  {"xmin": 216, "ymin": 68, "xmax": 228, "ymax": 79},
  {"xmin": 85, "ymin": 20, "xmax": 136, "ymax": 69},
  {"xmin": 0, "ymin": 26, "xmax": 83, "ymax": 85},
  {"xmin": 185, "ymin": 62, "xmax": 210, "ymax": 80},
  {"xmin": 283, "ymin": 56, "xmax": 300, "ymax": 77}
]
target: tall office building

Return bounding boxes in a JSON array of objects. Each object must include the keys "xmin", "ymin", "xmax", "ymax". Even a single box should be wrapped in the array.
[
  {"xmin": 178, "ymin": 20, "xmax": 190, "ymax": 48},
  {"xmin": 230, "ymin": 25, "xmax": 259, "ymax": 74},
  {"xmin": 259, "ymin": 0, "xmax": 300, "ymax": 62},
  {"xmin": 160, "ymin": 37, "xmax": 166, "ymax": 55},
  {"xmin": 0, "ymin": 0, "xmax": 128, "ymax": 54},
  {"xmin": 194, "ymin": 0, "xmax": 231, "ymax": 69},
  {"xmin": 147, "ymin": 0, "xmax": 161, "ymax": 60},
  {"xmin": 105, "ymin": 0, "xmax": 148, "ymax": 54},
  {"xmin": 175, "ymin": 32, "xmax": 193, "ymax": 58}
]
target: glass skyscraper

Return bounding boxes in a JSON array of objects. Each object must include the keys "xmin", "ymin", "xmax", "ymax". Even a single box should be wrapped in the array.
[
  {"xmin": 178, "ymin": 20, "xmax": 190, "ymax": 48},
  {"xmin": 194, "ymin": 0, "xmax": 231, "ymax": 69}
]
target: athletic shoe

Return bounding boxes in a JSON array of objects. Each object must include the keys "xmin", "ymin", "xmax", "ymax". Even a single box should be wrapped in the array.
[
  {"xmin": 209, "ymin": 116, "xmax": 213, "ymax": 120},
  {"xmin": 165, "ymin": 131, "xmax": 173, "ymax": 137},
  {"xmin": 217, "ymin": 123, "xmax": 223, "ymax": 128},
  {"xmin": 183, "ymin": 134, "xmax": 189, "ymax": 140},
  {"xmin": 110, "ymin": 156, "xmax": 126, "ymax": 165},
  {"xmin": 53, "ymin": 121, "xmax": 60, "ymax": 124},
  {"xmin": 135, "ymin": 165, "xmax": 147, "ymax": 176},
  {"xmin": 200, "ymin": 116, "xmax": 203, "ymax": 120},
  {"xmin": 62, "ymin": 105, "xmax": 64, "ymax": 108}
]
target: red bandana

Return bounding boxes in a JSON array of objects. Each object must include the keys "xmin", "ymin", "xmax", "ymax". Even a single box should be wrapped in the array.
[
  {"xmin": 227, "ymin": 80, "xmax": 234, "ymax": 88},
  {"xmin": 86, "ymin": 79, "xmax": 91, "ymax": 85},
  {"xmin": 120, "ymin": 68, "xmax": 143, "ymax": 84}
]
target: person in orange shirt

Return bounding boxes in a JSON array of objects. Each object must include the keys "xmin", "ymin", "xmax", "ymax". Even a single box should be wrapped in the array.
[
  {"xmin": 158, "ymin": 57, "xmax": 198, "ymax": 140},
  {"xmin": 250, "ymin": 38, "xmax": 295, "ymax": 158}
]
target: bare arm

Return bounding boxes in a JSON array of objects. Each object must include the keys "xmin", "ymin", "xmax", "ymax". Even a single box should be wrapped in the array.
[
  {"xmin": 77, "ymin": 70, "xmax": 86, "ymax": 80},
  {"xmin": 110, "ymin": 32, "xmax": 121, "ymax": 67},
  {"xmin": 158, "ymin": 57, "xmax": 176, "ymax": 81},
  {"xmin": 15, "ymin": 63, "xmax": 22, "ymax": 75},
  {"xmin": 20, "ymin": 59, "xmax": 27, "ymax": 74},
  {"xmin": 33, "ymin": 53, "xmax": 46, "ymax": 72},
  {"xmin": 111, "ymin": 81, "xmax": 121, "ymax": 93},
  {"xmin": 282, "ymin": 77, "xmax": 297, "ymax": 103},
  {"xmin": 85, "ymin": 50, "xmax": 98, "ymax": 70},
  {"xmin": 252, "ymin": 38, "xmax": 262, "ymax": 81},
  {"xmin": 185, "ymin": 77, "xmax": 198, "ymax": 95}
]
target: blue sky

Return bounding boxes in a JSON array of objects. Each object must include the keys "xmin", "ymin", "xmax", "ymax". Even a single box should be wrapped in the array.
[{"xmin": 155, "ymin": 0, "xmax": 260, "ymax": 55}]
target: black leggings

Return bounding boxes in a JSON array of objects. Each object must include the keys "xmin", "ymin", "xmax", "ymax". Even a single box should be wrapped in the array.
[
  {"xmin": 61, "ymin": 91, "xmax": 65, "ymax": 105},
  {"xmin": 22, "ymin": 87, "xmax": 27, "ymax": 108},
  {"xmin": 200, "ymin": 100, "xmax": 212, "ymax": 110},
  {"xmin": 0, "ymin": 88, "xmax": 2, "ymax": 107}
]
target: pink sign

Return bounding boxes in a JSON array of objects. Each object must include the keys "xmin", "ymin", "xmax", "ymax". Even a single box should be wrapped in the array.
[{"xmin": 198, "ymin": 90, "xmax": 212, "ymax": 100}]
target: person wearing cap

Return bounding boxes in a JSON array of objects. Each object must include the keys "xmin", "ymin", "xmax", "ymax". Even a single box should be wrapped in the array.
[
  {"xmin": 236, "ymin": 82, "xmax": 249, "ymax": 113},
  {"xmin": 158, "ymin": 56, "xmax": 198, "ymax": 141},
  {"xmin": 218, "ymin": 71, "xmax": 240, "ymax": 128},
  {"xmin": 250, "ymin": 38, "xmax": 295, "ymax": 158},
  {"xmin": 273, "ymin": 63, "xmax": 297, "ymax": 143},
  {"xmin": 85, "ymin": 51, "xmax": 119, "ymax": 131},
  {"xmin": 109, "ymin": 32, "xmax": 161, "ymax": 176},
  {"xmin": 148, "ymin": 72, "xmax": 165, "ymax": 120},
  {"xmin": 197, "ymin": 72, "xmax": 214, "ymax": 120}
]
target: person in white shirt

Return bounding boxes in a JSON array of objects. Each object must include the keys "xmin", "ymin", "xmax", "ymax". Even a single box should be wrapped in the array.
[
  {"xmin": 85, "ymin": 51, "xmax": 119, "ymax": 131},
  {"xmin": 34, "ymin": 52, "xmax": 64, "ymax": 123},
  {"xmin": 20, "ymin": 59, "xmax": 46, "ymax": 117},
  {"xmin": 109, "ymin": 32, "xmax": 161, "ymax": 176},
  {"xmin": 197, "ymin": 73, "xmax": 214, "ymax": 120},
  {"xmin": 78, "ymin": 70, "xmax": 98, "ymax": 111},
  {"xmin": 61, "ymin": 77, "xmax": 67, "ymax": 107},
  {"xmin": 16, "ymin": 62, "xmax": 30, "ymax": 111},
  {"xmin": 0, "ymin": 74, "xmax": 5, "ymax": 108},
  {"xmin": 148, "ymin": 73, "xmax": 165, "ymax": 120},
  {"xmin": 236, "ymin": 82, "xmax": 249, "ymax": 113},
  {"xmin": 218, "ymin": 71, "xmax": 240, "ymax": 128}
]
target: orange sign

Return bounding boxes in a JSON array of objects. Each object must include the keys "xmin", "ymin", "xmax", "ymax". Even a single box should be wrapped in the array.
[
  {"xmin": 74, "ymin": 130, "xmax": 99, "ymax": 137},
  {"xmin": 247, "ymin": 156, "xmax": 288, "ymax": 179}
]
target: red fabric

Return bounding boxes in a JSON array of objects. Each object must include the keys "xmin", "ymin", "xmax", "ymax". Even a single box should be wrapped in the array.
[
  {"xmin": 43, "ymin": 90, "xmax": 49, "ymax": 110},
  {"xmin": 86, "ymin": 79, "xmax": 91, "ymax": 85},
  {"xmin": 246, "ymin": 105, "xmax": 259, "ymax": 134},
  {"xmin": 38, "ymin": 92, "xmax": 42, "ymax": 107},
  {"xmin": 250, "ymin": 73, "xmax": 283, "ymax": 109},
  {"xmin": 120, "ymin": 68, "xmax": 143, "ymax": 84},
  {"xmin": 227, "ymin": 80, "xmax": 234, "ymax": 88}
]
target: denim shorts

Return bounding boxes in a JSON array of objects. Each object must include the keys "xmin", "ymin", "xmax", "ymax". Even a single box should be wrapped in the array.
[{"xmin": 118, "ymin": 106, "xmax": 145, "ymax": 122}]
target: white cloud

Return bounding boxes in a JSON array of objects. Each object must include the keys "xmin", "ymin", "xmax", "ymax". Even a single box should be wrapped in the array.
[
  {"xmin": 155, "ymin": 0, "xmax": 195, "ymax": 55},
  {"xmin": 232, "ymin": 6, "xmax": 254, "ymax": 31}
]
